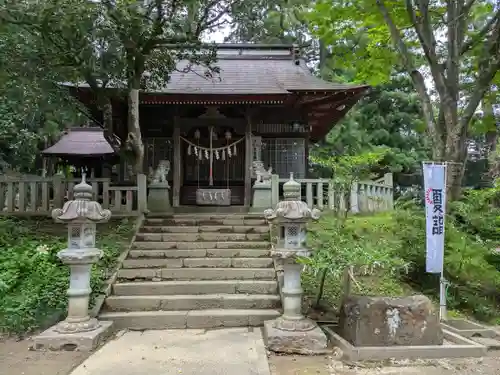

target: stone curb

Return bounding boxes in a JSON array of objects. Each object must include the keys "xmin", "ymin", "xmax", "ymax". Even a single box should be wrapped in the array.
[{"xmin": 90, "ymin": 214, "xmax": 145, "ymax": 318}]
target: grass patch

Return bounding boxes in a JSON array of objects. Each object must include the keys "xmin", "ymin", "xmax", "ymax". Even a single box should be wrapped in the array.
[{"xmin": 0, "ymin": 216, "xmax": 134, "ymax": 335}]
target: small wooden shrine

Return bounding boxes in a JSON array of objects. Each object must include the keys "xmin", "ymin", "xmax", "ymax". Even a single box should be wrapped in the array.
[{"xmin": 42, "ymin": 127, "xmax": 119, "ymax": 177}]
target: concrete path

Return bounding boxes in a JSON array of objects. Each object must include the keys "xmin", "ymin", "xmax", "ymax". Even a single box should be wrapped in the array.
[{"xmin": 70, "ymin": 328, "xmax": 271, "ymax": 375}]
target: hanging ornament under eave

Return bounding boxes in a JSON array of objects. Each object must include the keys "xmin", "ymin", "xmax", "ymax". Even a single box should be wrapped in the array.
[
  {"xmin": 188, "ymin": 144, "xmax": 192, "ymax": 155},
  {"xmin": 222, "ymin": 149, "xmax": 226, "ymax": 160},
  {"xmin": 194, "ymin": 146, "xmax": 198, "ymax": 156},
  {"xmin": 198, "ymin": 151, "xmax": 202, "ymax": 160},
  {"xmin": 215, "ymin": 150, "xmax": 220, "ymax": 160},
  {"xmin": 228, "ymin": 147, "xmax": 232, "ymax": 158},
  {"xmin": 233, "ymin": 144, "xmax": 237, "ymax": 156},
  {"xmin": 194, "ymin": 129, "xmax": 201, "ymax": 139}
]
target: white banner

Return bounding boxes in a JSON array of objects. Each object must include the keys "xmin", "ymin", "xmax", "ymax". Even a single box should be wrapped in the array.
[{"xmin": 422, "ymin": 163, "xmax": 447, "ymax": 274}]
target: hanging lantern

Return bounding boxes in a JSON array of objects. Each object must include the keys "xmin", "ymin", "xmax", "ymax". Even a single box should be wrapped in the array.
[
  {"xmin": 225, "ymin": 130, "xmax": 232, "ymax": 140},
  {"xmin": 194, "ymin": 129, "xmax": 201, "ymax": 139}
]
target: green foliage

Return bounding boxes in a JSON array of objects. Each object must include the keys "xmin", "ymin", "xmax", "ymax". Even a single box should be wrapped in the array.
[
  {"xmin": 0, "ymin": 21, "xmax": 85, "ymax": 172},
  {"xmin": 450, "ymin": 181, "xmax": 500, "ymax": 240},
  {"xmin": 394, "ymin": 204, "xmax": 500, "ymax": 322},
  {"xmin": 0, "ymin": 217, "xmax": 133, "ymax": 335},
  {"xmin": 303, "ymin": 205, "xmax": 500, "ymax": 322}
]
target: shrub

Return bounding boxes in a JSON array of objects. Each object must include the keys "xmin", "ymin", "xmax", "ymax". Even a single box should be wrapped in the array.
[
  {"xmin": 303, "ymin": 205, "xmax": 500, "ymax": 322},
  {"xmin": 0, "ymin": 217, "xmax": 132, "ymax": 335}
]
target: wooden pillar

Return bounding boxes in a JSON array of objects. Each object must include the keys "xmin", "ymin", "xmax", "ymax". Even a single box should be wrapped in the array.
[
  {"xmin": 244, "ymin": 111, "xmax": 253, "ymax": 207},
  {"xmin": 173, "ymin": 117, "xmax": 181, "ymax": 207}
]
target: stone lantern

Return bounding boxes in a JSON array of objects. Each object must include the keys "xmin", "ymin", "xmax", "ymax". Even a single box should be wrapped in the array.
[
  {"xmin": 33, "ymin": 174, "xmax": 113, "ymax": 351},
  {"xmin": 263, "ymin": 173, "xmax": 328, "ymax": 354}
]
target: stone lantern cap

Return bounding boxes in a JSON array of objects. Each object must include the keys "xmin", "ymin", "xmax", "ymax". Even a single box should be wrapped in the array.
[
  {"xmin": 264, "ymin": 173, "xmax": 321, "ymax": 222},
  {"xmin": 51, "ymin": 174, "xmax": 112, "ymax": 223}
]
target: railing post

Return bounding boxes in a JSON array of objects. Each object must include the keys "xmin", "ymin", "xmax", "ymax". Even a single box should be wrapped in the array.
[
  {"xmin": 52, "ymin": 175, "xmax": 63, "ymax": 209},
  {"xmin": 350, "ymin": 182, "xmax": 359, "ymax": 213},
  {"xmin": 137, "ymin": 173, "xmax": 148, "ymax": 213},
  {"xmin": 271, "ymin": 174, "xmax": 279, "ymax": 207},
  {"xmin": 383, "ymin": 172, "xmax": 393, "ymax": 186}
]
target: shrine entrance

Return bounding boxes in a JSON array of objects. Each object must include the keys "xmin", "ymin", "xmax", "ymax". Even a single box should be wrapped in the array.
[{"xmin": 180, "ymin": 126, "xmax": 246, "ymax": 206}]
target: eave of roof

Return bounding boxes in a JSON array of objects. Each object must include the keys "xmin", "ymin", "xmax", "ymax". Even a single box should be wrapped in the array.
[{"xmin": 42, "ymin": 127, "xmax": 117, "ymax": 156}]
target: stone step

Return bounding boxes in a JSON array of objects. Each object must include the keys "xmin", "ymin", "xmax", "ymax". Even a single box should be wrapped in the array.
[
  {"xmin": 128, "ymin": 248, "xmax": 271, "ymax": 259},
  {"xmin": 105, "ymin": 294, "xmax": 281, "ymax": 311},
  {"xmin": 99, "ymin": 309, "xmax": 281, "ymax": 329},
  {"xmin": 131, "ymin": 241, "xmax": 270, "ymax": 250},
  {"xmin": 141, "ymin": 226, "xmax": 270, "ymax": 234},
  {"xmin": 117, "ymin": 267, "xmax": 276, "ymax": 281},
  {"xmin": 135, "ymin": 232, "xmax": 269, "ymax": 242},
  {"xmin": 144, "ymin": 218, "xmax": 267, "ymax": 226},
  {"xmin": 122, "ymin": 257, "xmax": 274, "ymax": 269},
  {"xmin": 113, "ymin": 280, "xmax": 279, "ymax": 296}
]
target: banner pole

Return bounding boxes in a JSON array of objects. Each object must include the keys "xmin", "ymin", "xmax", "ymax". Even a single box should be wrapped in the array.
[{"xmin": 439, "ymin": 161, "xmax": 448, "ymax": 321}]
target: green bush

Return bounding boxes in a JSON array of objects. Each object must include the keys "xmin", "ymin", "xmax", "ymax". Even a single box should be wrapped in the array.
[
  {"xmin": 303, "ymin": 199, "xmax": 500, "ymax": 322},
  {"xmin": 302, "ymin": 213, "xmax": 409, "ymax": 309},
  {"xmin": 0, "ymin": 217, "xmax": 133, "ymax": 335}
]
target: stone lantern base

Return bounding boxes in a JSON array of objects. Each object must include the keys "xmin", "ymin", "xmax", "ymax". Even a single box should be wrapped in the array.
[
  {"xmin": 263, "ymin": 319, "xmax": 330, "ymax": 355},
  {"xmin": 32, "ymin": 320, "xmax": 114, "ymax": 352}
]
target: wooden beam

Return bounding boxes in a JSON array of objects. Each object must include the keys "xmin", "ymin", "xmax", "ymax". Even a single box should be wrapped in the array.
[
  {"xmin": 244, "ymin": 109, "xmax": 253, "ymax": 207},
  {"xmin": 173, "ymin": 116, "xmax": 181, "ymax": 207}
]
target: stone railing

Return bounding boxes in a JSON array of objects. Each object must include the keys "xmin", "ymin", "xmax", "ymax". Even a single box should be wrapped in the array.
[
  {"xmin": 270, "ymin": 173, "xmax": 394, "ymax": 212},
  {"xmin": 0, "ymin": 174, "xmax": 147, "ymax": 216}
]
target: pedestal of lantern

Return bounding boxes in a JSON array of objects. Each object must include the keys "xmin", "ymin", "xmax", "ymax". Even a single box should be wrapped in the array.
[
  {"xmin": 32, "ymin": 174, "xmax": 114, "ymax": 352},
  {"xmin": 262, "ymin": 173, "xmax": 329, "ymax": 355}
]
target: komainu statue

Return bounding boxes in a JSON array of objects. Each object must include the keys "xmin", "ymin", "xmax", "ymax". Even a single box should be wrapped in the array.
[
  {"xmin": 253, "ymin": 161, "xmax": 273, "ymax": 184},
  {"xmin": 152, "ymin": 160, "xmax": 170, "ymax": 185}
]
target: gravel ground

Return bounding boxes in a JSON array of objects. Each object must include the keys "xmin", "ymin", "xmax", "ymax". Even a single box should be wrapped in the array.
[{"xmin": 2, "ymin": 335, "xmax": 500, "ymax": 375}]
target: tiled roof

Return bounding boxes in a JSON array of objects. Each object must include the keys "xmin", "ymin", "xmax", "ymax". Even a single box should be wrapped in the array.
[
  {"xmin": 154, "ymin": 56, "xmax": 365, "ymax": 95},
  {"xmin": 63, "ymin": 44, "xmax": 367, "ymax": 95},
  {"xmin": 42, "ymin": 127, "xmax": 116, "ymax": 156}
]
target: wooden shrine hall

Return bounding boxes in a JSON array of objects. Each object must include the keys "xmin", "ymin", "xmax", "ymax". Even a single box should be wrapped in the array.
[{"xmin": 70, "ymin": 44, "xmax": 369, "ymax": 208}]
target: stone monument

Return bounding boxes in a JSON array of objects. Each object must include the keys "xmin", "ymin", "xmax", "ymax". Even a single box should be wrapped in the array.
[
  {"xmin": 339, "ymin": 294, "xmax": 444, "ymax": 347},
  {"xmin": 32, "ymin": 174, "xmax": 113, "ymax": 351},
  {"xmin": 262, "ymin": 173, "xmax": 329, "ymax": 354}
]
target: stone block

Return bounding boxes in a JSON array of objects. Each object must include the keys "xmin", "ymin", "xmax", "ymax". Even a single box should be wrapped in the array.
[
  {"xmin": 339, "ymin": 294, "xmax": 443, "ymax": 347},
  {"xmin": 147, "ymin": 184, "xmax": 171, "ymax": 213},
  {"xmin": 31, "ymin": 320, "xmax": 113, "ymax": 352},
  {"xmin": 263, "ymin": 320, "xmax": 330, "ymax": 355},
  {"xmin": 251, "ymin": 183, "xmax": 273, "ymax": 210}
]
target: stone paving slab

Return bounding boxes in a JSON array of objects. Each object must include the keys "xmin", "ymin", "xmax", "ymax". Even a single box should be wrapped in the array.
[{"xmin": 69, "ymin": 328, "xmax": 271, "ymax": 375}]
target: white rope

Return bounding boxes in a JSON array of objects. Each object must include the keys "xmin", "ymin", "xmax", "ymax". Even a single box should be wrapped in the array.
[{"xmin": 180, "ymin": 135, "xmax": 245, "ymax": 151}]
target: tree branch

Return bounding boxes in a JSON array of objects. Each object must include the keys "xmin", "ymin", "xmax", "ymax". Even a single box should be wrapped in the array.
[
  {"xmin": 460, "ymin": 10, "xmax": 500, "ymax": 56},
  {"xmin": 376, "ymin": 0, "xmax": 444, "ymax": 158},
  {"xmin": 405, "ymin": 0, "xmax": 447, "ymax": 99},
  {"xmin": 460, "ymin": 19, "xmax": 500, "ymax": 130}
]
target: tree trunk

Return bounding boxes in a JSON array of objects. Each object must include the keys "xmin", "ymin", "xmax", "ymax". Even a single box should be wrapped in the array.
[
  {"xmin": 127, "ymin": 86, "xmax": 144, "ymax": 175},
  {"xmin": 100, "ymin": 96, "xmax": 117, "ymax": 150}
]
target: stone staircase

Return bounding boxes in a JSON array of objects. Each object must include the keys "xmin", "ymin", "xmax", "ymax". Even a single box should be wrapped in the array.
[{"xmin": 99, "ymin": 214, "xmax": 281, "ymax": 329}]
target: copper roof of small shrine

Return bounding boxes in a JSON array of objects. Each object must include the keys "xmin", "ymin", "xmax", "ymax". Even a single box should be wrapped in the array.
[{"xmin": 42, "ymin": 127, "xmax": 118, "ymax": 157}]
